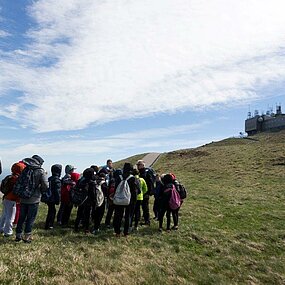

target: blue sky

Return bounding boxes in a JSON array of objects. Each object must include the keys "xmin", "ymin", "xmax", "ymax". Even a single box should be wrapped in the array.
[{"xmin": 0, "ymin": 0, "xmax": 285, "ymax": 176}]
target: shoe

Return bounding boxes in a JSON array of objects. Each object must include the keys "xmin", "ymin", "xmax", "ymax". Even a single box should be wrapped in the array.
[
  {"xmin": 134, "ymin": 227, "xmax": 138, "ymax": 231},
  {"xmin": 92, "ymin": 229, "xmax": 100, "ymax": 235},
  {"xmin": 4, "ymin": 233, "xmax": 12, "ymax": 238},
  {"xmin": 15, "ymin": 234, "xmax": 22, "ymax": 242},
  {"xmin": 23, "ymin": 234, "xmax": 33, "ymax": 243},
  {"xmin": 171, "ymin": 226, "xmax": 178, "ymax": 230},
  {"xmin": 166, "ymin": 229, "xmax": 171, "ymax": 233},
  {"xmin": 158, "ymin": 228, "xmax": 163, "ymax": 232},
  {"xmin": 115, "ymin": 233, "xmax": 121, "ymax": 238}
]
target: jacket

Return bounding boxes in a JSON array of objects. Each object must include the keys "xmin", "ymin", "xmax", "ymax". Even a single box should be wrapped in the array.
[
  {"xmin": 20, "ymin": 157, "xmax": 48, "ymax": 204},
  {"xmin": 48, "ymin": 164, "xmax": 62, "ymax": 204}
]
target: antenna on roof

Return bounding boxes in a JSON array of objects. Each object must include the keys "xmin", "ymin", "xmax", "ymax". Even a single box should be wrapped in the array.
[{"xmin": 247, "ymin": 105, "xmax": 251, "ymax": 118}]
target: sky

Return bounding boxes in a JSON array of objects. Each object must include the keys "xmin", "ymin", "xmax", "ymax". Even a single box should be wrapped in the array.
[{"xmin": 0, "ymin": 0, "xmax": 285, "ymax": 176}]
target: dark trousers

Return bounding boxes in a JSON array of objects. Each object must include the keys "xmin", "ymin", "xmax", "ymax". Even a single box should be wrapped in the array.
[
  {"xmin": 172, "ymin": 208, "xmax": 179, "ymax": 227},
  {"xmin": 105, "ymin": 202, "xmax": 115, "ymax": 226},
  {"xmin": 16, "ymin": 203, "xmax": 39, "ymax": 235},
  {"xmin": 74, "ymin": 204, "xmax": 84, "ymax": 231},
  {"xmin": 141, "ymin": 195, "xmax": 150, "ymax": 223},
  {"xmin": 57, "ymin": 203, "xmax": 64, "ymax": 224},
  {"xmin": 75, "ymin": 201, "xmax": 92, "ymax": 232},
  {"xmin": 45, "ymin": 203, "xmax": 56, "ymax": 229},
  {"xmin": 158, "ymin": 206, "xmax": 171, "ymax": 230},
  {"xmin": 113, "ymin": 205, "xmax": 131, "ymax": 235},
  {"xmin": 131, "ymin": 200, "xmax": 142, "ymax": 227},
  {"xmin": 92, "ymin": 201, "xmax": 105, "ymax": 230},
  {"xmin": 153, "ymin": 198, "xmax": 160, "ymax": 219},
  {"xmin": 61, "ymin": 203, "xmax": 73, "ymax": 226}
]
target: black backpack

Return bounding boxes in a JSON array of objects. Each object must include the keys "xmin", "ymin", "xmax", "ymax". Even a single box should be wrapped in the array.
[
  {"xmin": 70, "ymin": 178, "xmax": 89, "ymax": 206},
  {"xmin": 41, "ymin": 180, "xmax": 52, "ymax": 204},
  {"xmin": 174, "ymin": 181, "xmax": 187, "ymax": 200},
  {"xmin": 0, "ymin": 175, "xmax": 13, "ymax": 195},
  {"xmin": 13, "ymin": 167, "xmax": 39, "ymax": 199}
]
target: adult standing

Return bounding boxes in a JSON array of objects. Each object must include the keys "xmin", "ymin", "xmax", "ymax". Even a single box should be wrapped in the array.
[
  {"xmin": 136, "ymin": 160, "xmax": 155, "ymax": 225},
  {"xmin": 15, "ymin": 155, "xmax": 48, "ymax": 243}
]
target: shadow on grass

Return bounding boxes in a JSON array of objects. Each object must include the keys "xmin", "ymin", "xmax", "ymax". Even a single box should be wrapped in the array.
[{"xmin": 33, "ymin": 219, "xmax": 161, "ymax": 244}]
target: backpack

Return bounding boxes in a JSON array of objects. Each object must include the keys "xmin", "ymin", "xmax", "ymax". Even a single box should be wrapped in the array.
[
  {"xmin": 175, "ymin": 181, "xmax": 187, "ymax": 200},
  {"xmin": 0, "ymin": 175, "xmax": 13, "ymax": 195},
  {"xmin": 145, "ymin": 167, "xmax": 156, "ymax": 194},
  {"xmin": 95, "ymin": 181, "xmax": 105, "ymax": 208},
  {"xmin": 13, "ymin": 167, "xmax": 38, "ymax": 199},
  {"xmin": 145, "ymin": 168, "xmax": 156, "ymax": 184},
  {"xmin": 166, "ymin": 185, "xmax": 181, "ymax": 210},
  {"xmin": 113, "ymin": 175, "xmax": 132, "ymax": 206},
  {"xmin": 41, "ymin": 181, "xmax": 52, "ymax": 204},
  {"xmin": 70, "ymin": 179, "xmax": 88, "ymax": 206}
]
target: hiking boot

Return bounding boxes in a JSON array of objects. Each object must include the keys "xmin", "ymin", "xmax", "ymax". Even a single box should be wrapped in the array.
[
  {"xmin": 92, "ymin": 229, "xmax": 100, "ymax": 235},
  {"xmin": 23, "ymin": 234, "xmax": 33, "ymax": 243},
  {"xmin": 171, "ymin": 226, "xmax": 178, "ymax": 231},
  {"xmin": 4, "ymin": 233, "xmax": 12, "ymax": 238},
  {"xmin": 115, "ymin": 233, "xmax": 121, "ymax": 238},
  {"xmin": 15, "ymin": 234, "xmax": 22, "ymax": 242},
  {"xmin": 158, "ymin": 228, "xmax": 163, "ymax": 232}
]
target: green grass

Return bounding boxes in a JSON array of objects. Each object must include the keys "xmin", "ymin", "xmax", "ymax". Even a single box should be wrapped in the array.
[{"xmin": 1, "ymin": 131, "xmax": 285, "ymax": 284}]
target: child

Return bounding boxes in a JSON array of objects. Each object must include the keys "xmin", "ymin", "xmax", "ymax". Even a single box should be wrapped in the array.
[
  {"xmin": 44, "ymin": 164, "xmax": 62, "ymax": 229},
  {"xmin": 0, "ymin": 162, "xmax": 25, "ymax": 237}
]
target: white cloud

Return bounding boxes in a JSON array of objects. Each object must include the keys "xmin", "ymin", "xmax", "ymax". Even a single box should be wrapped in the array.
[
  {"xmin": 0, "ymin": 0, "xmax": 285, "ymax": 131},
  {"xmin": 0, "ymin": 122, "xmax": 211, "ymax": 172}
]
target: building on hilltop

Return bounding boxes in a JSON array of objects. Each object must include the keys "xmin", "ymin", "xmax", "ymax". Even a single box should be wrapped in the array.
[{"xmin": 245, "ymin": 105, "xmax": 285, "ymax": 136}]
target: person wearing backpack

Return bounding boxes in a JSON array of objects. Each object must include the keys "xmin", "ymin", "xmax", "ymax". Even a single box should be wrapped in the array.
[
  {"xmin": 113, "ymin": 163, "xmax": 140, "ymax": 237},
  {"xmin": 74, "ymin": 168, "xmax": 95, "ymax": 233},
  {"xmin": 43, "ymin": 164, "xmax": 62, "ymax": 230},
  {"xmin": 15, "ymin": 155, "xmax": 48, "ymax": 243},
  {"xmin": 91, "ymin": 173, "xmax": 107, "ymax": 234},
  {"xmin": 130, "ymin": 168, "xmax": 147, "ymax": 231},
  {"xmin": 0, "ymin": 162, "xmax": 26, "ymax": 237},
  {"xmin": 136, "ymin": 160, "xmax": 156, "ymax": 226},
  {"xmin": 158, "ymin": 174, "xmax": 181, "ymax": 232},
  {"xmin": 57, "ymin": 165, "xmax": 77, "ymax": 226},
  {"xmin": 104, "ymin": 168, "xmax": 123, "ymax": 228}
]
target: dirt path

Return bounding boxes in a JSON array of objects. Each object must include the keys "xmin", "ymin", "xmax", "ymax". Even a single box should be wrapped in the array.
[{"xmin": 141, "ymin": 152, "xmax": 161, "ymax": 168}]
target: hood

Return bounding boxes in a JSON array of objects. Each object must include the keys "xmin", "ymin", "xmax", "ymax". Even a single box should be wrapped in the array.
[
  {"xmin": 83, "ymin": 168, "xmax": 95, "ymax": 181},
  {"xmin": 51, "ymin": 164, "xmax": 62, "ymax": 177},
  {"xmin": 71, "ymin": 172, "xmax": 80, "ymax": 182},
  {"xmin": 32, "ymin": 155, "xmax": 44, "ymax": 166},
  {"xmin": 22, "ymin": 157, "xmax": 42, "ymax": 168},
  {"xmin": 11, "ymin": 162, "xmax": 26, "ymax": 176}
]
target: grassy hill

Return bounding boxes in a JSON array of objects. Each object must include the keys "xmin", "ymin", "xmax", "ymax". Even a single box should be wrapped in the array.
[{"xmin": 1, "ymin": 131, "xmax": 285, "ymax": 284}]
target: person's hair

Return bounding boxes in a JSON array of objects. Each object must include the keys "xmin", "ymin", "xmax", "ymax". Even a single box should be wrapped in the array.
[
  {"xmin": 133, "ymin": 168, "xmax": 139, "ymax": 176},
  {"xmin": 90, "ymin": 165, "xmax": 99, "ymax": 173},
  {"xmin": 107, "ymin": 159, "xmax": 112, "ymax": 164},
  {"xmin": 136, "ymin": 160, "xmax": 145, "ymax": 167}
]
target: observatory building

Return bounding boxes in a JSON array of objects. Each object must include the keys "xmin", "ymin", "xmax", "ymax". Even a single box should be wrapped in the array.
[{"xmin": 245, "ymin": 105, "xmax": 285, "ymax": 136}]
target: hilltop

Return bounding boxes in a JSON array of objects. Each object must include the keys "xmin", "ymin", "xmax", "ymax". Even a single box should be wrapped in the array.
[{"xmin": 0, "ymin": 131, "xmax": 284, "ymax": 284}]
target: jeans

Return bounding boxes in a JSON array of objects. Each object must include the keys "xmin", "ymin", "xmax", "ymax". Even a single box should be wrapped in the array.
[{"xmin": 16, "ymin": 203, "xmax": 39, "ymax": 236}]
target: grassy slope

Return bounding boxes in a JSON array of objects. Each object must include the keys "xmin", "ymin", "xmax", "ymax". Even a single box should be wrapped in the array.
[{"xmin": 1, "ymin": 132, "xmax": 285, "ymax": 284}]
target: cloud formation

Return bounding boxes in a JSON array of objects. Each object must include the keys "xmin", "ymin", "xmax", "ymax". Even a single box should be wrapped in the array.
[{"xmin": 1, "ymin": 0, "xmax": 285, "ymax": 132}]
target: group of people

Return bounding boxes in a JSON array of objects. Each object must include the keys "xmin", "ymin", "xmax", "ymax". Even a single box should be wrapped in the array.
[{"xmin": 0, "ymin": 155, "xmax": 186, "ymax": 243}]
